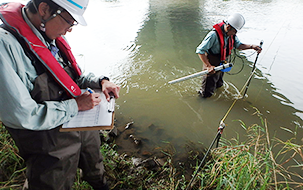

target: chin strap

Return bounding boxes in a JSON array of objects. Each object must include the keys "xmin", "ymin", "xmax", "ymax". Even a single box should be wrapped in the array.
[
  {"xmin": 31, "ymin": 0, "xmax": 62, "ymax": 32},
  {"xmin": 40, "ymin": 9, "xmax": 62, "ymax": 32}
]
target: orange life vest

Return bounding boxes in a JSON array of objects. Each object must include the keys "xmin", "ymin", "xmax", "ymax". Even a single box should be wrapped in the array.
[{"xmin": 213, "ymin": 21, "xmax": 235, "ymax": 62}]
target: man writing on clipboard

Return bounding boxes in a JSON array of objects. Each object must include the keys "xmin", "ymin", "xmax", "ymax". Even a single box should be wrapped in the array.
[{"xmin": 0, "ymin": 0, "xmax": 119, "ymax": 189}]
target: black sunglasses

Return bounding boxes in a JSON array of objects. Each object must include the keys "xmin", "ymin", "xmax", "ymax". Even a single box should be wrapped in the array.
[{"xmin": 58, "ymin": 13, "xmax": 78, "ymax": 28}]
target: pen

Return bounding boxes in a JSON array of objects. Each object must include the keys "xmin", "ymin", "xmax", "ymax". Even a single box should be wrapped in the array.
[
  {"xmin": 86, "ymin": 87, "xmax": 93, "ymax": 94},
  {"xmin": 108, "ymin": 95, "xmax": 115, "ymax": 112}
]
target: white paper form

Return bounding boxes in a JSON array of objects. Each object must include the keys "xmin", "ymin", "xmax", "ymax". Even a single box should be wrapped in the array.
[{"xmin": 62, "ymin": 91, "xmax": 114, "ymax": 129}]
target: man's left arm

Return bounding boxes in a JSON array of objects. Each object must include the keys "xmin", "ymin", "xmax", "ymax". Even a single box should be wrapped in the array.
[
  {"xmin": 76, "ymin": 73, "xmax": 120, "ymax": 101},
  {"xmin": 237, "ymin": 44, "xmax": 262, "ymax": 53},
  {"xmin": 235, "ymin": 36, "xmax": 262, "ymax": 53}
]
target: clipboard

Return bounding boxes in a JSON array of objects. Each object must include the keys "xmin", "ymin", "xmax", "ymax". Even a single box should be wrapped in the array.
[{"xmin": 60, "ymin": 91, "xmax": 115, "ymax": 132}]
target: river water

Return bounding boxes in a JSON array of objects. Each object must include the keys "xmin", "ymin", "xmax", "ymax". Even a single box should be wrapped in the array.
[
  {"xmin": 67, "ymin": 0, "xmax": 303, "ymax": 147},
  {"xmin": 2, "ymin": 0, "xmax": 303, "ymax": 156}
]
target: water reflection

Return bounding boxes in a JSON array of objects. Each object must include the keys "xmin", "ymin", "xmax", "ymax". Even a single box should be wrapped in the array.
[
  {"xmin": 67, "ymin": 0, "xmax": 150, "ymax": 80},
  {"xmin": 69, "ymin": 0, "xmax": 303, "ymax": 148},
  {"xmin": 117, "ymin": 0, "xmax": 302, "ymax": 146},
  {"xmin": 1, "ymin": 0, "xmax": 302, "ymax": 150}
]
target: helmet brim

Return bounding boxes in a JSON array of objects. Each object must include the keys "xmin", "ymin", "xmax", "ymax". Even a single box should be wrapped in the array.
[
  {"xmin": 71, "ymin": 13, "xmax": 87, "ymax": 26},
  {"xmin": 51, "ymin": 0, "xmax": 88, "ymax": 26}
]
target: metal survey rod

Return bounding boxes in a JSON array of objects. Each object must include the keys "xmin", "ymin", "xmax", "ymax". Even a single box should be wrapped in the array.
[
  {"xmin": 185, "ymin": 122, "xmax": 226, "ymax": 190},
  {"xmin": 242, "ymin": 40, "xmax": 264, "ymax": 98},
  {"xmin": 168, "ymin": 63, "xmax": 233, "ymax": 84}
]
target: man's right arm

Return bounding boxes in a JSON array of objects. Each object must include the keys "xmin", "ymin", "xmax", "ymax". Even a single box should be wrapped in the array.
[
  {"xmin": 198, "ymin": 53, "xmax": 215, "ymax": 73},
  {"xmin": 196, "ymin": 31, "xmax": 217, "ymax": 73}
]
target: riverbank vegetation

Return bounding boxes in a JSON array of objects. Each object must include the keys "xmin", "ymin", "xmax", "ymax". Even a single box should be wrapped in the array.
[{"xmin": 0, "ymin": 111, "xmax": 302, "ymax": 189}]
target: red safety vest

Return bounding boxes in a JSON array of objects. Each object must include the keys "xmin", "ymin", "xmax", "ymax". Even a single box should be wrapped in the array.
[
  {"xmin": 213, "ymin": 22, "xmax": 234, "ymax": 62},
  {"xmin": 0, "ymin": 2, "xmax": 82, "ymax": 98}
]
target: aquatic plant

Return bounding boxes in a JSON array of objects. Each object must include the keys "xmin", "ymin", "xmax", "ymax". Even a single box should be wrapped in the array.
[{"xmin": 188, "ymin": 109, "xmax": 303, "ymax": 190}]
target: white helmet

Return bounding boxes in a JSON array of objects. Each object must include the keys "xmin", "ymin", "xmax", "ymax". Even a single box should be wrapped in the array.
[
  {"xmin": 226, "ymin": 13, "xmax": 245, "ymax": 31},
  {"xmin": 52, "ymin": 0, "xmax": 89, "ymax": 26}
]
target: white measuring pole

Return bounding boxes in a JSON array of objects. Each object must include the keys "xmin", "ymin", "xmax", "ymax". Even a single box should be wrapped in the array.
[{"xmin": 168, "ymin": 63, "xmax": 233, "ymax": 84}]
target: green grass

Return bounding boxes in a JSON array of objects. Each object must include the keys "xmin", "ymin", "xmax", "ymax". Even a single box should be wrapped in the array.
[
  {"xmin": 188, "ymin": 108, "xmax": 303, "ymax": 190},
  {"xmin": 0, "ymin": 123, "xmax": 25, "ymax": 190},
  {"xmin": 0, "ymin": 109, "xmax": 302, "ymax": 190}
]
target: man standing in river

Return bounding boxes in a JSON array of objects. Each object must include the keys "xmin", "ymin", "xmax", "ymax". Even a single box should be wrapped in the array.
[
  {"xmin": 0, "ymin": 0, "xmax": 120, "ymax": 189},
  {"xmin": 196, "ymin": 13, "xmax": 262, "ymax": 98}
]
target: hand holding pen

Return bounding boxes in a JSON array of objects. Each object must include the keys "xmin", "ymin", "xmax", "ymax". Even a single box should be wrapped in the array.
[
  {"xmin": 75, "ymin": 88, "xmax": 101, "ymax": 111},
  {"xmin": 86, "ymin": 88, "xmax": 115, "ymax": 113},
  {"xmin": 86, "ymin": 87, "xmax": 94, "ymax": 94}
]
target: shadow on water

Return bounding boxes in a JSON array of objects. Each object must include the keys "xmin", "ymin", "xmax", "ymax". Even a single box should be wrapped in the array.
[
  {"xmin": 101, "ymin": 1, "xmax": 303, "ymax": 179},
  {"xmin": 109, "ymin": 0, "xmax": 303, "ymax": 151},
  {"xmin": 66, "ymin": 0, "xmax": 303, "ymax": 178},
  {"xmin": 0, "ymin": 0, "xmax": 301, "ymax": 187},
  {"xmin": 1, "ymin": 0, "xmax": 301, "ymax": 165}
]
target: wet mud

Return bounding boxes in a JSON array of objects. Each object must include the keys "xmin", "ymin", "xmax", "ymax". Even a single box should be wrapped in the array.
[{"xmin": 102, "ymin": 116, "xmax": 209, "ymax": 178}]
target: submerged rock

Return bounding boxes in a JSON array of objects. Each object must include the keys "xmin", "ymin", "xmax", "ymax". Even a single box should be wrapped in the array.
[
  {"xmin": 125, "ymin": 121, "xmax": 134, "ymax": 130},
  {"xmin": 129, "ymin": 134, "xmax": 141, "ymax": 146},
  {"xmin": 131, "ymin": 157, "xmax": 142, "ymax": 167}
]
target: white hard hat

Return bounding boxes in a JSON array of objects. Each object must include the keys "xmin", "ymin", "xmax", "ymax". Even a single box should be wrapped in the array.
[
  {"xmin": 52, "ymin": 0, "xmax": 89, "ymax": 26},
  {"xmin": 226, "ymin": 13, "xmax": 245, "ymax": 31}
]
